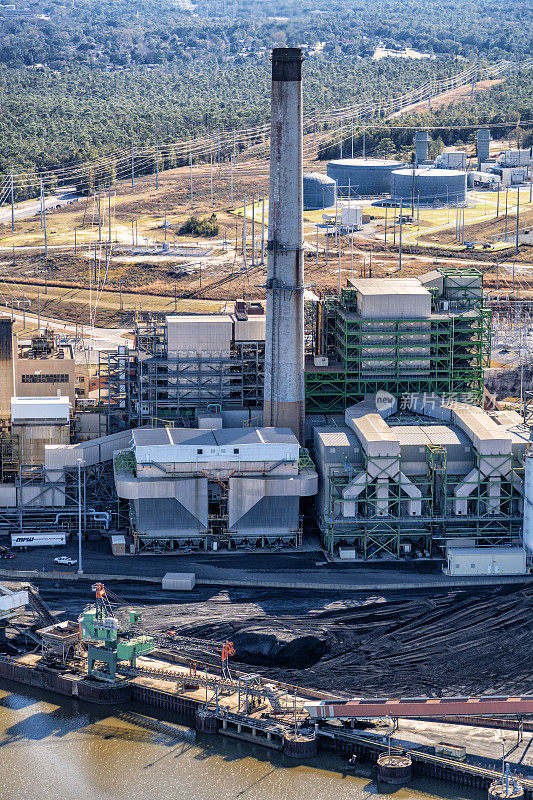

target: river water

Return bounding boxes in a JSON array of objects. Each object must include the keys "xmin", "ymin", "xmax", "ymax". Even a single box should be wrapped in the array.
[{"xmin": 0, "ymin": 681, "xmax": 483, "ymax": 800}]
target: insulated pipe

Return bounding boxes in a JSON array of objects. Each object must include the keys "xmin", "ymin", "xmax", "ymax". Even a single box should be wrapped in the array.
[{"xmin": 263, "ymin": 48, "xmax": 305, "ymax": 442}]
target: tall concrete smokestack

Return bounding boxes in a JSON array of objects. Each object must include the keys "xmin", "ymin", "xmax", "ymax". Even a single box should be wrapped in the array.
[{"xmin": 264, "ymin": 47, "xmax": 305, "ymax": 443}]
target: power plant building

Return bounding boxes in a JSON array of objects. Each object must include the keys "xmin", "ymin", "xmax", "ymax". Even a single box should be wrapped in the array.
[
  {"xmin": 326, "ymin": 159, "xmax": 403, "ymax": 197},
  {"xmin": 114, "ymin": 426, "xmax": 317, "ymax": 552},
  {"xmin": 306, "ymin": 268, "xmax": 489, "ymax": 414},
  {"xmin": 312, "ymin": 396, "xmax": 526, "ymax": 558},
  {"xmin": 391, "ymin": 168, "xmax": 467, "ymax": 205}
]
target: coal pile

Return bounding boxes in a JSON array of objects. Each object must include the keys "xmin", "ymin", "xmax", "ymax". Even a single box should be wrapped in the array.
[{"xmin": 38, "ymin": 582, "xmax": 533, "ymax": 698}]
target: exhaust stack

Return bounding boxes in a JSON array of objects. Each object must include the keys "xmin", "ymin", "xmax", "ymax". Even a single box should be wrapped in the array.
[{"xmin": 263, "ymin": 47, "xmax": 305, "ymax": 443}]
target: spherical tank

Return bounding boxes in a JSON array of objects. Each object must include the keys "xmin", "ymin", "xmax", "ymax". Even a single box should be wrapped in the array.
[
  {"xmin": 391, "ymin": 167, "xmax": 467, "ymax": 205},
  {"xmin": 326, "ymin": 158, "xmax": 404, "ymax": 197},
  {"xmin": 303, "ymin": 172, "xmax": 337, "ymax": 210}
]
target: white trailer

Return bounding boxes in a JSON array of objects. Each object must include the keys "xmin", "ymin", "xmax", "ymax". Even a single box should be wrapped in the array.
[
  {"xmin": 11, "ymin": 533, "xmax": 67, "ymax": 548},
  {"xmin": 444, "ymin": 546, "xmax": 527, "ymax": 576}
]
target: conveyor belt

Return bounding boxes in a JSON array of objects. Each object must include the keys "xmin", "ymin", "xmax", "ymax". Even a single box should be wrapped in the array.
[{"xmin": 305, "ymin": 695, "xmax": 533, "ymax": 719}]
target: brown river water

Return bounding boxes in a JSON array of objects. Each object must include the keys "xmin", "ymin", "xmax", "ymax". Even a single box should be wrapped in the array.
[{"xmin": 0, "ymin": 681, "xmax": 484, "ymax": 800}]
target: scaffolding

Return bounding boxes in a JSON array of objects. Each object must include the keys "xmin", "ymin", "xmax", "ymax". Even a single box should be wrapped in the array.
[
  {"xmin": 134, "ymin": 342, "xmax": 264, "ymax": 427},
  {"xmin": 99, "ymin": 316, "xmax": 265, "ymax": 431},
  {"xmin": 306, "ymin": 277, "xmax": 491, "ymax": 414}
]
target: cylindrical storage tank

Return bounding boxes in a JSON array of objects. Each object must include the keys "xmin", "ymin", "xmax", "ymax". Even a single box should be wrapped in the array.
[
  {"xmin": 488, "ymin": 778, "xmax": 524, "ymax": 799},
  {"xmin": 523, "ymin": 453, "xmax": 533, "ymax": 555},
  {"xmin": 282, "ymin": 731, "xmax": 317, "ymax": 758},
  {"xmin": 376, "ymin": 753, "xmax": 412, "ymax": 785},
  {"xmin": 391, "ymin": 168, "xmax": 467, "ymax": 205},
  {"xmin": 326, "ymin": 159, "xmax": 403, "ymax": 197},
  {"xmin": 303, "ymin": 172, "xmax": 336, "ymax": 210}
]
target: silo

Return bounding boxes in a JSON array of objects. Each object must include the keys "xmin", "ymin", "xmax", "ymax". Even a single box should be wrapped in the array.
[
  {"xmin": 326, "ymin": 158, "xmax": 404, "ymax": 197},
  {"xmin": 476, "ymin": 129, "xmax": 491, "ymax": 166},
  {"xmin": 415, "ymin": 131, "xmax": 431, "ymax": 165},
  {"xmin": 0, "ymin": 319, "xmax": 14, "ymax": 425},
  {"xmin": 391, "ymin": 168, "xmax": 467, "ymax": 205},
  {"xmin": 303, "ymin": 172, "xmax": 336, "ymax": 210}
]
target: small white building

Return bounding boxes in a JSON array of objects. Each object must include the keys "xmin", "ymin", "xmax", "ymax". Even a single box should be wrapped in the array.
[{"xmin": 444, "ymin": 546, "xmax": 527, "ymax": 576}]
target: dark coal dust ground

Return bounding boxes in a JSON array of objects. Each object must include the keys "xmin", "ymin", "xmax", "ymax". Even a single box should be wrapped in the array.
[{"xmin": 34, "ymin": 582, "xmax": 533, "ymax": 698}]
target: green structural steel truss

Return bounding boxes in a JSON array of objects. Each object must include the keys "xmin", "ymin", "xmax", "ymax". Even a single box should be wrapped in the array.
[
  {"xmin": 306, "ymin": 280, "xmax": 491, "ymax": 414},
  {"xmin": 321, "ymin": 444, "xmax": 523, "ymax": 558}
]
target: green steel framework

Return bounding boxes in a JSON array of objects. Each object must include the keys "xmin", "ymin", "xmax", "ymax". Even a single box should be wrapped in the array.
[
  {"xmin": 321, "ymin": 444, "xmax": 523, "ymax": 557},
  {"xmin": 306, "ymin": 282, "xmax": 491, "ymax": 414}
]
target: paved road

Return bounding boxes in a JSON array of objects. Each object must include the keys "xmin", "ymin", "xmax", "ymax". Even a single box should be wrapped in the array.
[
  {"xmin": 3, "ymin": 539, "xmax": 531, "ymax": 592},
  {"xmin": 0, "ymin": 185, "xmax": 83, "ymax": 225}
]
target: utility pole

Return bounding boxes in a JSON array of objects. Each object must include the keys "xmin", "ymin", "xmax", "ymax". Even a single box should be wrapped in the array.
[
  {"xmin": 108, "ymin": 190, "xmax": 111, "ymax": 243},
  {"xmin": 351, "ymin": 118, "xmax": 354, "ymax": 159},
  {"xmin": 77, "ymin": 459, "xmax": 84, "ymax": 575},
  {"xmin": 74, "ymin": 227, "xmax": 77, "ymax": 255},
  {"xmin": 131, "ymin": 143, "xmax": 134, "ymax": 189},
  {"xmin": 43, "ymin": 190, "xmax": 48, "ymax": 259},
  {"xmin": 98, "ymin": 190, "xmax": 102, "ymax": 242},
  {"xmin": 230, "ymin": 155, "xmax": 234, "ymax": 207},
  {"xmin": 210, "ymin": 155, "xmax": 214, "ymax": 208},
  {"xmin": 516, "ymin": 185, "xmax": 520, "ymax": 255},
  {"xmin": 384, "ymin": 204, "xmax": 388, "ymax": 245},
  {"xmin": 398, "ymin": 199, "xmax": 403, "ymax": 271},
  {"xmin": 261, "ymin": 195, "xmax": 265, "ymax": 265},
  {"xmin": 251, "ymin": 194, "xmax": 255, "ymax": 267},
  {"xmin": 40, "ymin": 175, "xmax": 44, "ymax": 229},
  {"xmin": 190, "ymin": 154, "xmax": 194, "ymax": 209},
  {"xmin": 362, "ymin": 127, "xmax": 366, "ymax": 159},
  {"xmin": 242, "ymin": 193, "xmax": 246, "ymax": 269},
  {"xmin": 37, "ymin": 287, "xmax": 40, "ymax": 331},
  {"xmin": 505, "ymin": 189, "xmax": 508, "ymax": 240},
  {"xmin": 155, "ymin": 144, "xmax": 159, "ymax": 190},
  {"xmin": 10, "ymin": 170, "xmax": 14, "ymax": 232}
]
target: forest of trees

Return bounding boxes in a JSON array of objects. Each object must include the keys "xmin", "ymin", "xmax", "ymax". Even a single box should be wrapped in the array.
[{"xmin": 0, "ymin": 0, "xmax": 531, "ymax": 195}]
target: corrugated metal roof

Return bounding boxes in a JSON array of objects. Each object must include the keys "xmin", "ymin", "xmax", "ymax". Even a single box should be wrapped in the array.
[{"xmin": 315, "ymin": 428, "xmax": 355, "ymax": 447}]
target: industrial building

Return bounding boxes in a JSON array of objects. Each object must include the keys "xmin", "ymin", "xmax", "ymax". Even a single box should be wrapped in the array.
[
  {"xmin": 326, "ymin": 159, "xmax": 404, "ymax": 196},
  {"xmin": 0, "ymin": 47, "xmax": 529, "ymax": 568},
  {"xmin": 305, "ymin": 268, "xmax": 489, "ymax": 413},
  {"xmin": 15, "ymin": 327, "xmax": 77, "ymax": 404},
  {"xmin": 390, "ymin": 167, "xmax": 467, "ymax": 205},
  {"xmin": 312, "ymin": 395, "xmax": 526, "ymax": 558},
  {"xmin": 114, "ymin": 426, "xmax": 317, "ymax": 552},
  {"xmin": 99, "ymin": 300, "xmax": 265, "ymax": 432}
]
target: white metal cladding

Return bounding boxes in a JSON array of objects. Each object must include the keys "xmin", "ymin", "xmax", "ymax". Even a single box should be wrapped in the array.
[
  {"xmin": 134, "ymin": 427, "xmax": 300, "ymax": 465},
  {"xmin": 11, "ymin": 396, "xmax": 70, "ymax": 423},
  {"xmin": 524, "ymin": 453, "xmax": 533, "ymax": 554},
  {"xmin": 44, "ymin": 429, "xmax": 134, "ymax": 469},
  {"xmin": 232, "ymin": 316, "xmax": 266, "ymax": 342},
  {"xmin": 166, "ymin": 315, "xmax": 233, "ymax": 354},
  {"xmin": 349, "ymin": 278, "xmax": 432, "ymax": 319}
]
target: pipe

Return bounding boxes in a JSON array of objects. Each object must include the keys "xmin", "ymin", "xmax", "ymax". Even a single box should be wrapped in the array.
[{"xmin": 54, "ymin": 509, "xmax": 110, "ymax": 529}]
